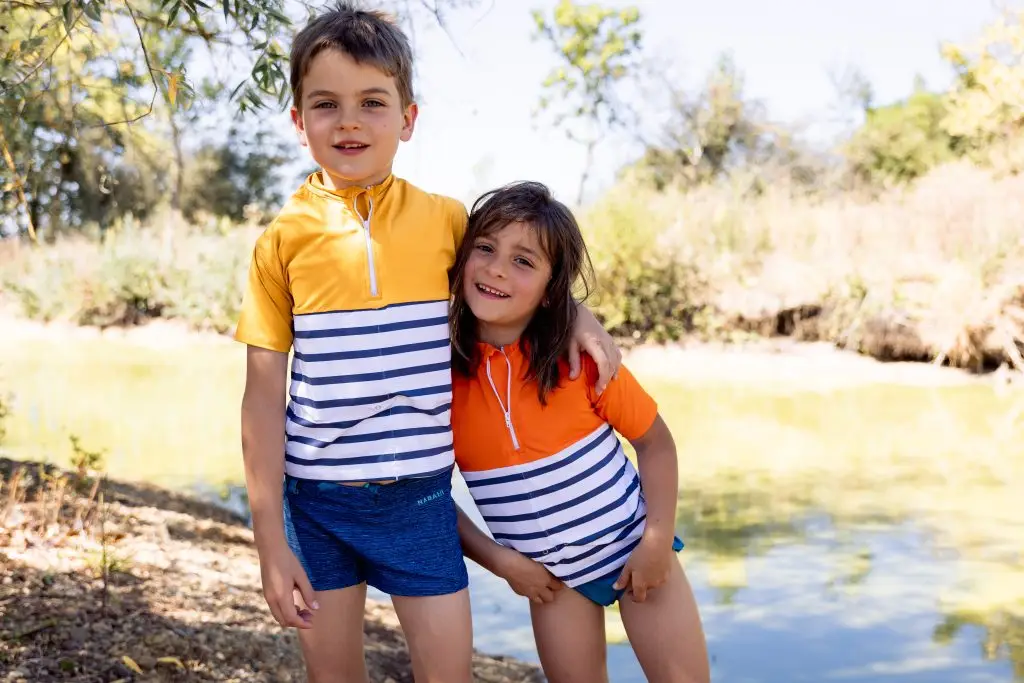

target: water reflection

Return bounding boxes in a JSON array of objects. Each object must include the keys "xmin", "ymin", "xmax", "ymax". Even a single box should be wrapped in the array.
[
  {"xmin": 936, "ymin": 610, "xmax": 1024, "ymax": 680},
  {"xmin": 4, "ymin": 337, "xmax": 1024, "ymax": 681}
]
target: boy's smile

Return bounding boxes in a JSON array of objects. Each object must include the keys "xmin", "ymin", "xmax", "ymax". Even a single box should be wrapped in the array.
[{"xmin": 291, "ymin": 48, "xmax": 417, "ymax": 190}]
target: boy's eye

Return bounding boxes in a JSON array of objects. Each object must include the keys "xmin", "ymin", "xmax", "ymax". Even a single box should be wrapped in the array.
[
  {"xmin": 363, "ymin": 99, "xmax": 385, "ymax": 107},
  {"xmin": 313, "ymin": 101, "xmax": 336, "ymax": 109}
]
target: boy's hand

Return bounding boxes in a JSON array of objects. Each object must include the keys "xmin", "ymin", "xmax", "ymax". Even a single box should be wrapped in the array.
[
  {"xmin": 496, "ymin": 547, "xmax": 564, "ymax": 605},
  {"xmin": 569, "ymin": 306, "xmax": 621, "ymax": 395},
  {"xmin": 259, "ymin": 545, "xmax": 319, "ymax": 629},
  {"xmin": 613, "ymin": 533, "xmax": 673, "ymax": 603}
]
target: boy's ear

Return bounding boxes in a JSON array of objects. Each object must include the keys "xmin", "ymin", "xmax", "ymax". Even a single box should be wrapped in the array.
[
  {"xmin": 291, "ymin": 106, "xmax": 308, "ymax": 147},
  {"xmin": 400, "ymin": 102, "xmax": 419, "ymax": 143}
]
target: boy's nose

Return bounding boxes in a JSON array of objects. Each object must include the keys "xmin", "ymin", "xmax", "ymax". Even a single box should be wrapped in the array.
[{"xmin": 336, "ymin": 109, "xmax": 361, "ymax": 129}]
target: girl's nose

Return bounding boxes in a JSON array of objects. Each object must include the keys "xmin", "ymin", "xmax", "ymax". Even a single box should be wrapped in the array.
[{"xmin": 485, "ymin": 261, "xmax": 506, "ymax": 279}]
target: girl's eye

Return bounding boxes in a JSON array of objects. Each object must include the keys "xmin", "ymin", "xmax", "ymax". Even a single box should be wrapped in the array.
[
  {"xmin": 514, "ymin": 257, "xmax": 534, "ymax": 268},
  {"xmin": 474, "ymin": 243, "xmax": 494, "ymax": 253}
]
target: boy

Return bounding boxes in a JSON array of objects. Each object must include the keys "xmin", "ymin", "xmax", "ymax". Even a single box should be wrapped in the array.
[{"xmin": 235, "ymin": 4, "xmax": 621, "ymax": 682}]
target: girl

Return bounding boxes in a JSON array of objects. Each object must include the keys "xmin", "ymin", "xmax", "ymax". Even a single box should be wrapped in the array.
[{"xmin": 448, "ymin": 181, "xmax": 710, "ymax": 683}]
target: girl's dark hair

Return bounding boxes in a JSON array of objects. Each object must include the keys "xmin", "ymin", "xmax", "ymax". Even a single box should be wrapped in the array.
[{"xmin": 450, "ymin": 181, "xmax": 594, "ymax": 404}]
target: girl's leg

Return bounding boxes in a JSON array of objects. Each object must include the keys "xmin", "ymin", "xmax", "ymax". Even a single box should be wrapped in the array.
[
  {"xmin": 619, "ymin": 560, "xmax": 710, "ymax": 683},
  {"xmin": 392, "ymin": 589, "xmax": 474, "ymax": 683},
  {"xmin": 296, "ymin": 583, "xmax": 370, "ymax": 683},
  {"xmin": 530, "ymin": 586, "xmax": 610, "ymax": 683}
]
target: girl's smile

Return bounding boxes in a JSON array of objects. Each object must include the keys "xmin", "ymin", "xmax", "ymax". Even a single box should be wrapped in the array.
[{"xmin": 464, "ymin": 221, "xmax": 552, "ymax": 346}]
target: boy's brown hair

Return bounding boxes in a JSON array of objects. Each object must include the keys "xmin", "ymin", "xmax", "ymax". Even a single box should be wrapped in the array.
[{"xmin": 289, "ymin": 1, "xmax": 415, "ymax": 109}]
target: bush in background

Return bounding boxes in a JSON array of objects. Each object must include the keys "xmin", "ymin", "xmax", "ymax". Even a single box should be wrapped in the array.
[
  {"xmin": 0, "ymin": 214, "xmax": 254, "ymax": 334},
  {"xmin": 579, "ymin": 161, "xmax": 1024, "ymax": 368},
  {"xmin": 1, "ymin": 161, "xmax": 1022, "ymax": 371}
]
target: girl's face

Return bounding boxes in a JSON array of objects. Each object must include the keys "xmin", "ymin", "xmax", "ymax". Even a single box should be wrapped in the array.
[{"xmin": 463, "ymin": 221, "xmax": 553, "ymax": 343}]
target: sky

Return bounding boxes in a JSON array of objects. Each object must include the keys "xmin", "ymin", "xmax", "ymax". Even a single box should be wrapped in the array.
[{"xmin": 210, "ymin": 0, "xmax": 1011, "ymax": 207}]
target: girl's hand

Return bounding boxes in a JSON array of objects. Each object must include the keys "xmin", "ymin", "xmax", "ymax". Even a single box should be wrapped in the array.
[
  {"xmin": 569, "ymin": 306, "xmax": 621, "ymax": 394},
  {"xmin": 613, "ymin": 534, "xmax": 673, "ymax": 603},
  {"xmin": 496, "ymin": 547, "xmax": 565, "ymax": 604}
]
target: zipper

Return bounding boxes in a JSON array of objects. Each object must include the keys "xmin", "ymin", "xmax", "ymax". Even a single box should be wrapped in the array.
[
  {"xmin": 353, "ymin": 192, "xmax": 378, "ymax": 297},
  {"xmin": 485, "ymin": 349, "xmax": 520, "ymax": 450}
]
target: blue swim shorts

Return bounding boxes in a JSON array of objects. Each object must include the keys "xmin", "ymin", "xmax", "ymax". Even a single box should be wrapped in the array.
[
  {"xmin": 282, "ymin": 470, "xmax": 469, "ymax": 597},
  {"xmin": 573, "ymin": 536, "xmax": 685, "ymax": 607}
]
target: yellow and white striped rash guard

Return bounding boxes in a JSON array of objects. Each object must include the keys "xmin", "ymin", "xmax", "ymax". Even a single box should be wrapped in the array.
[{"xmin": 235, "ymin": 172, "xmax": 467, "ymax": 482}]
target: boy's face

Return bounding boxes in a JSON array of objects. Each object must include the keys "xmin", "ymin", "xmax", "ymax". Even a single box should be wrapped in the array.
[{"xmin": 291, "ymin": 48, "xmax": 417, "ymax": 190}]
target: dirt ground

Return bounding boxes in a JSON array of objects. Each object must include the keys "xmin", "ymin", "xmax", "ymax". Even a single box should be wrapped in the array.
[{"xmin": 0, "ymin": 459, "xmax": 544, "ymax": 683}]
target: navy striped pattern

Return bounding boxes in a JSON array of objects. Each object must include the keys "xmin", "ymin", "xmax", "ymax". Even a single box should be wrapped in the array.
[
  {"xmin": 461, "ymin": 425, "xmax": 647, "ymax": 587},
  {"xmin": 285, "ymin": 299, "xmax": 454, "ymax": 481}
]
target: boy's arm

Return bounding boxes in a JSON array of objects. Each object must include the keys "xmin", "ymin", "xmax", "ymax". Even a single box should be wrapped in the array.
[
  {"xmin": 568, "ymin": 303, "xmax": 621, "ymax": 395},
  {"xmin": 242, "ymin": 346, "xmax": 317, "ymax": 628},
  {"xmin": 241, "ymin": 346, "xmax": 289, "ymax": 549},
  {"xmin": 456, "ymin": 504, "xmax": 563, "ymax": 604}
]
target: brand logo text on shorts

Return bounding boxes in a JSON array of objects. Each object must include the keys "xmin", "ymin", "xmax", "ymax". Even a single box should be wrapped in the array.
[{"xmin": 417, "ymin": 490, "xmax": 445, "ymax": 505}]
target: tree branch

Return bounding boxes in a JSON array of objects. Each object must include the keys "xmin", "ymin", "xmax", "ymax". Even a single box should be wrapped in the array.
[
  {"xmin": 95, "ymin": 1, "xmax": 159, "ymax": 128},
  {"xmin": 416, "ymin": 0, "xmax": 466, "ymax": 58},
  {"xmin": 4, "ymin": 9, "xmax": 79, "ymax": 91},
  {"xmin": 0, "ymin": 120, "xmax": 38, "ymax": 243}
]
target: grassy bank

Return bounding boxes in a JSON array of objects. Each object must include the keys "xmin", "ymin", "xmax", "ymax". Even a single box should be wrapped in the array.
[
  {"xmin": 0, "ymin": 458, "xmax": 544, "ymax": 682},
  {"xmin": 1, "ymin": 161, "xmax": 1022, "ymax": 371}
]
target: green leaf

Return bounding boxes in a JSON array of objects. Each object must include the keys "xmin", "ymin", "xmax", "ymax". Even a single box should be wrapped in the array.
[
  {"xmin": 61, "ymin": 1, "xmax": 74, "ymax": 34},
  {"xmin": 82, "ymin": 1, "xmax": 102, "ymax": 22},
  {"xmin": 267, "ymin": 8, "xmax": 290, "ymax": 24}
]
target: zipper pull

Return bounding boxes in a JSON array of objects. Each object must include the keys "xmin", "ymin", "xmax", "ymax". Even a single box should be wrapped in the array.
[{"xmin": 504, "ymin": 412, "xmax": 521, "ymax": 450}]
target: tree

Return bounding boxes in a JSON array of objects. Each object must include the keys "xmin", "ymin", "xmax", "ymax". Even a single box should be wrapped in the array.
[
  {"xmin": 531, "ymin": 0, "xmax": 642, "ymax": 205},
  {"xmin": 0, "ymin": 0, "xmax": 480, "ymax": 239},
  {"xmin": 629, "ymin": 55, "xmax": 809, "ymax": 192},
  {"xmin": 941, "ymin": 9, "xmax": 1024, "ymax": 150},
  {"xmin": 843, "ymin": 82, "xmax": 963, "ymax": 187},
  {"xmin": 0, "ymin": 0, "xmax": 290, "ymax": 238},
  {"xmin": 182, "ymin": 127, "xmax": 290, "ymax": 224}
]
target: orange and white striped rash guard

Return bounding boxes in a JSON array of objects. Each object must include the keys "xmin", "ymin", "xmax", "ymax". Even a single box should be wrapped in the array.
[{"xmin": 452, "ymin": 341, "xmax": 659, "ymax": 587}]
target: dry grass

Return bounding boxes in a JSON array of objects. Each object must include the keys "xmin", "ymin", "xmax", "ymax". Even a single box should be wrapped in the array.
[
  {"xmin": 2, "ymin": 161, "xmax": 1023, "ymax": 370},
  {"xmin": 584, "ymin": 161, "xmax": 1024, "ymax": 369}
]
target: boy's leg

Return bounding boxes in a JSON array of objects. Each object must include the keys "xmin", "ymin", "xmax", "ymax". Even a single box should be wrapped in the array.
[
  {"xmin": 529, "ymin": 587, "xmax": 609, "ymax": 683},
  {"xmin": 391, "ymin": 589, "xmax": 473, "ymax": 683},
  {"xmin": 295, "ymin": 583, "xmax": 370, "ymax": 683},
  {"xmin": 360, "ymin": 472, "xmax": 473, "ymax": 682},
  {"xmin": 284, "ymin": 481, "xmax": 370, "ymax": 683},
  {"xmin": 618, "ymin": 559, "xmax": 710, "ymax": 683}
]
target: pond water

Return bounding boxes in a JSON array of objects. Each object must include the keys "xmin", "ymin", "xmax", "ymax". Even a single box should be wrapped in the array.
[{"xmin": 2, "ymin": 334, "xmax": 1023, "ymax": 682}]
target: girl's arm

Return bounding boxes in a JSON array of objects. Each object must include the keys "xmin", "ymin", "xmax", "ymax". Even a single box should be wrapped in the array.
[
  {"xmin": 456, "ymin": 504, "xmax": 564, "ymax": 604},
  {"xmin": 612, "ymin": 414, "xmax": 680, "ymax": 602}
]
